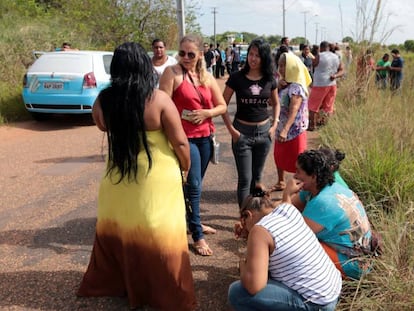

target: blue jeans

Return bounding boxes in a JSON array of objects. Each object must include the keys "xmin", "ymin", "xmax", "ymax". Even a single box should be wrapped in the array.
[
  {"xmin": 228, "ymin": 279, "xmax": 338, "ymax": 311},
  {"xmin": 185, "ymin": 136, "xmax": 211, "ymax": 242},
  {"xmin": 232, "ymin": 119, "xmax": 272, "ymax": 207}
]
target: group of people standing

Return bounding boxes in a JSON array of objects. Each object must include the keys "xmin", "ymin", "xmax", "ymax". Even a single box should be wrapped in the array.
[
  {"xmin": 274, "ymin": 38, "xmax": 345, "ymax": 132},
  {"xmin": 204, "ymin": 42, "xmax": 242, "ymax": 78},
  {"xmin": 75, "ymin": 34, "xmax": 379, "ymax": 311},
  {"xmin": 373, "ymin": 49, "xmax": 404, "ymax": 91},
  {"xmin": 355, "ymin": 48, "xmax": 404, "ymax": 92},
  {"xmin": 292, "ymin": 39, "xmax": 405, "ymax": 129}
]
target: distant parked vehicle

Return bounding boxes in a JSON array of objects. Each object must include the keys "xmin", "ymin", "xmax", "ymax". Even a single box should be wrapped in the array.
[{"xmin": 22, "ymin": 50, "xmax": 113, "ymax": 120}]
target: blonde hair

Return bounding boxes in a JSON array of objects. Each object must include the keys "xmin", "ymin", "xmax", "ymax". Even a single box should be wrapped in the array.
[{"xmin": 179, "ymin": 34, "xmax": 209, "ymax": 86}]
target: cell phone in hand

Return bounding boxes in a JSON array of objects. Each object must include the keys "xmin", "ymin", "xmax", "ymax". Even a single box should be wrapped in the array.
[{"xmin": 181, "ymin": 109, "xmax": 194, "ymax": 121}]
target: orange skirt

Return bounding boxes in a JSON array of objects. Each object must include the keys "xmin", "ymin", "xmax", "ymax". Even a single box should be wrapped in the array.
[{"xmin": 320, "ymin": 242, "xmax": 346, "ymax": 278}]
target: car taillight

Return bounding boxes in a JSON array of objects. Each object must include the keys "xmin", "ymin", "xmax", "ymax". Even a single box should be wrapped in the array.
[
  {"xmin": 23, "ymin": 74, "xmax": 28, "ymax": 88},
  {"xmin": 83, "ymin": 72, "xmax": 97, "ymax": 88}
]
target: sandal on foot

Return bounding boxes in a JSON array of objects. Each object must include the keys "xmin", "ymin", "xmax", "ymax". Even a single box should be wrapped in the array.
[
  {"xmin": 270, "ymin": 182, "xmax": 286, "ymax": 192},
  {"xmin": 202, "ymin": 224, "xmax": 217, "ymax": 235},
  {"xmin": 193, "ymin": 240, "xmax": 213, "ymax": 256}
]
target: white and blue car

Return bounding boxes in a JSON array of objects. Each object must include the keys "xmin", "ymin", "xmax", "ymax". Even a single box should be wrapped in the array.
[{"xmin": 22, "ymin": 50, "xmax": 113, "ymax": 120}]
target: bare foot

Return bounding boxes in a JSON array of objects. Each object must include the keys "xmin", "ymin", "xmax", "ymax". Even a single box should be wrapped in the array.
[
  {"xmin": 202, "ymin": 224, "xmax": 217, "ymax": 234},
  {"xmin": 193, "ymin": 239, "xmax": 213, "ymax": 256}
]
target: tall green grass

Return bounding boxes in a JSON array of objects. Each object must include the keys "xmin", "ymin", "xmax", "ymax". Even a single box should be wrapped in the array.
[{"xmin": 320, "ymin": 64, "xmax": 414, "ymax": 310}]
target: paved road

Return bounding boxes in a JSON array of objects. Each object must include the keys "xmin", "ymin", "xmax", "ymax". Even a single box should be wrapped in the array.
[{"xmin": 0, "ymin": 78, "xmax": 318, "ymax": 310}]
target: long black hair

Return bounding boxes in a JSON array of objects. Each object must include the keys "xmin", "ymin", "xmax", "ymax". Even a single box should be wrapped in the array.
[
  {"xmin": 241, "ymin": 38, "xmax": 274, "ymax": 81},
  {"xmin": 100, "ymin": 42, "xmax": 156, "ymax": 183},
  {"xmin": 297, "ymin": 150, "xmax": 334, "ymax": 190},
  {"xmin": 274, "ymin": 44, "xmax": 289, "ymax": 68}
]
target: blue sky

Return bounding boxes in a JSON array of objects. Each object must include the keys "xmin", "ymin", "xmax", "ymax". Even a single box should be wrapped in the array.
[{"xmin": 195, "ymin": 0, "xmax": 413, "ymax": 45}]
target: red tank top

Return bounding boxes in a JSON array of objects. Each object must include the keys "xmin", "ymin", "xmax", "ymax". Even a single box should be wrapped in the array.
[{"xmin": 172, "ymin": 78, "xmax": 215, "ymax": 138}]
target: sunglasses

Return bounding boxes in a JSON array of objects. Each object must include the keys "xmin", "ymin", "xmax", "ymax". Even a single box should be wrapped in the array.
[{"xmin": 178, "ymin": 50, "xmax": 197, "ymax": 59}]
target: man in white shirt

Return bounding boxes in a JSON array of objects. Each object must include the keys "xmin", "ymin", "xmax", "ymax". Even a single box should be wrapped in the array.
[
  {"xmin": 308, "ymin": 41, "xmax": 344, "ymax": 130},
  {"xmin": 151, "ymin": 39, "xmax": 177, "ymax": 87}
]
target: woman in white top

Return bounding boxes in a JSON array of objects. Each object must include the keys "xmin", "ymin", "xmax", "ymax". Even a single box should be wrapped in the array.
[{"xmin": 229, "ymin": 189, "xmax": 342, "ymax": 311}]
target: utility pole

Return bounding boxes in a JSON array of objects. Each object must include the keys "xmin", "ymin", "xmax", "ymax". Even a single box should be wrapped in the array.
[
  {"xmin": 176, "ymin": 0, "xmax": 185, "ymax": 42},
  {"xmin": 212, "ymin": 7, "xmax": 217, "ymax": 46},
  {"xmin": 339, "ymin": 2, "xmax": 344, "ymax": 41},
  {"xmin": 282, "ymin": 0, "xmax": 286, "ymax": 37},
  {"xmin": 315, "ymin": 22, "xmax": 319, "ymax": 45},
  {"xmin": 302, "ymin": 11, "xmax": 309, "ymax": 44},
  {"xmin": 321, "ymin": 27, "xmax": 326, "ymax": 41}
]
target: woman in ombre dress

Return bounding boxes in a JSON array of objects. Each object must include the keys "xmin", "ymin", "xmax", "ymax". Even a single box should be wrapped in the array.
[{"xmin": 77, "ymin": 42, "xmax": 196, "ymax": 311}]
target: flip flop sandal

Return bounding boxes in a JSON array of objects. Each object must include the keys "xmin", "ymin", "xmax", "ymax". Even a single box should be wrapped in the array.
[
  {"xmin": 202, "ymin": 224, "xmax": 217, "ymax": 234},
  {"xmin": 193, "ymin": 243, "xmax": 213, "ymax": 256}
]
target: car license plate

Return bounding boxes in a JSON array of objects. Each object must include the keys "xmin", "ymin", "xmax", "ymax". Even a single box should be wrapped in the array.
[{"xmin": 44, "ymin": 82, "xmax": 63, "ymax": 89}]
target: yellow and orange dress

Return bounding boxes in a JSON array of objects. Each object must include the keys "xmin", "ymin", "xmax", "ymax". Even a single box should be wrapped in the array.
[{"xmin": 78, "ymin": 130, "xmax": 196, "ymax": 311}]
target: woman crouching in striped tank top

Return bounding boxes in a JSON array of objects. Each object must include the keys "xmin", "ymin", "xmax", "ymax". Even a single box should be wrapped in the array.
[{"xmin": 229, "ymin": 188, "xmax": 342, "ymax": 311}]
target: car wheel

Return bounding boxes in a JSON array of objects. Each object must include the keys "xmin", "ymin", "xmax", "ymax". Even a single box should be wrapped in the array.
[{"xmin": 30, "ymin": 112, "xmax": 49, "ymax": 121}]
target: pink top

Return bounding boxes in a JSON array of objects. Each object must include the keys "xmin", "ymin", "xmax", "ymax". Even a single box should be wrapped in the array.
[{"xmin": 172, "ymin": 78, "xmax": 215, "ymax": 138}]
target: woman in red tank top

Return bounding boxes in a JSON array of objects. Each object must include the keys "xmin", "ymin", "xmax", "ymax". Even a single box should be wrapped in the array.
[{"xmin": 159, "ymin": 34, "xmax": 227, "ymax": 256}]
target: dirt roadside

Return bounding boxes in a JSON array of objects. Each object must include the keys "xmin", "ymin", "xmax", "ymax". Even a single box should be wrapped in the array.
[{"xmin": 0, "ymin": 76, "xmax": 319, "ymax": 311}]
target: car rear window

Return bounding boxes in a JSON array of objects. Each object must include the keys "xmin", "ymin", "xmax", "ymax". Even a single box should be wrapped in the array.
[
  {"xmin": 103, "ymin": 54, "xmax": 112, "ymax": 74},
  {"xmin": 29, "ymin": 54, "xmax": 93, "ymax": 73}
]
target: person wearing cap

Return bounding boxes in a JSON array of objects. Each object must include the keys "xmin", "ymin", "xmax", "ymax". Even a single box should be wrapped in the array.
[{"xmin": 388, "ymin": 49, "xmax": 404, "ymax": 92}]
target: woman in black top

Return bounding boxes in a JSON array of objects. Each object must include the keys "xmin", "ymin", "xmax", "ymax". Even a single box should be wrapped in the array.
[{"xmin": 222, "ymin": 38, "xmax": 280, "ymax": 207}]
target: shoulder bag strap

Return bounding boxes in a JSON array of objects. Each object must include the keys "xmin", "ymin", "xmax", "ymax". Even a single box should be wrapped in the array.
[
  {"xmin": 179, "ymin": 64, "xmax": 207, "ymax": 108},
  {"xmin": 179, "ymin": 64, "xmax": 215, "ymax": 134}
]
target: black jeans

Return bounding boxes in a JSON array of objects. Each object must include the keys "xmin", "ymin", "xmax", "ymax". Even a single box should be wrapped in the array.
[
  {"xmin": 231, "ymin": 61, "xmax": 240, "ymax": 72},
  {"xmin": 232, "ymin": 119, "xmax": 272, "ymax": 206}
]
